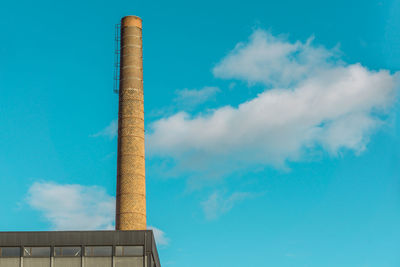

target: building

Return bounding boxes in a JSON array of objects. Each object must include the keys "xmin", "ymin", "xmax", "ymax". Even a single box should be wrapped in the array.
[
  {"xmin": 0, "ymin": 230, "xmax": 160, "ymax": 267},
  {"xmin": 0, "ymin": 15, "xmax": 161, "ymax": 267}
]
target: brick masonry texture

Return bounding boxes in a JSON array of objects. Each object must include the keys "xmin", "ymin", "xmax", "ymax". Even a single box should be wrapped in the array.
[{"xmin": 116, "ymin": 16, "xmax": 146, "ymax": 231}]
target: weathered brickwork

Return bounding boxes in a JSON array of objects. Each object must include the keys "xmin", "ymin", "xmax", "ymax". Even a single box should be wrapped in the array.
[{"xmin": 116, "ymin": 16, "xmax": 146, "ymax": 230}]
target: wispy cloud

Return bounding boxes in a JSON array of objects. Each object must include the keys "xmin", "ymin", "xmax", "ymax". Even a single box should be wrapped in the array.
[
  {"xmin": 201, "ymin": 191, "xmax": 255, "ymax": 220},
  {"xmin": 174, "ymin": 86, "xmax": 220, "ymax": 109},
  {"xmin": 94, "ymin": 87, "xmax": 220, "ymax": 138},
  {"xmin": 147, "ymin": 30, "xmax": 399, "ymax": 175},
  {"xmin": 213, "ymin": 32, "xmax": 336, "ymax": 87},
  {"xmin": 149, "ymin": 86, "xmax": 220, "ymax": 118},
  {"xmin": 27, "ymin": 182, "xmax": 115, "ymax": 230},
  {"xmin": 91, "ymin": 120, "xmax": 118, "ymax": 139},
  {"xmin": 26, "ymin": 181, "xmax": 169, "ymax": 244},
  {"xmin": 148, "ymin": 226, "xmax": 170, "ymax": 246}
]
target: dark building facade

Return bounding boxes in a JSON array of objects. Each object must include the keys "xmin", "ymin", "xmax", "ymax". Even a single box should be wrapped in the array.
[{"xmin": 0, "ymin": 230, "xmax": 160, "ymax": 267}]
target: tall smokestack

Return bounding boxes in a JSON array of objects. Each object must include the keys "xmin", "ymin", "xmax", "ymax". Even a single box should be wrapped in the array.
[{"xmin": 116, "ymin": 16, "xmax": 146, "ymax": 230}]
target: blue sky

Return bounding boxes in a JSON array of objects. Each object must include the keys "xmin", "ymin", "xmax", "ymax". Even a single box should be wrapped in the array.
[{"xmin": 1, "ymin": 0, "xmax": 399, "ymax": 266}]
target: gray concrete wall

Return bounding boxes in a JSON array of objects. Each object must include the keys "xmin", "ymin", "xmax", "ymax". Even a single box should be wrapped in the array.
[
  {"xmin": 0, "ymin": 257, "xmax": 147, "ymax": 267},
  {"xmin": 83, "ymin": 257, "xmax": 112, "ymax": 267},
  {"xmin": 24, "ymin": 257, "xmax": 51, "ymax": 267},
  {"xmin": 54, "ymin": 257, "xmax": 81, "ymax": 267},
  {"xmin": 115, "ymin": 256, "xmax": 143, "ymax": 267},
  {"xmin": 0, "ymin": 231, "xmax": 160, "ymax": 267},
  {"xmin": 0, "ymin": 258, "xmax": 19, "ymax": 267}
]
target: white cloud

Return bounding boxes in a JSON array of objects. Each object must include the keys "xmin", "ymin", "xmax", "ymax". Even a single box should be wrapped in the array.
[
  {"xmin": 147, "ymin": 30, "xmax": 398, "ymax": 173},
  {"xmin": 27, "ymin": 182, "xmax": 115, "ymax": 230},
  {"xmin": 93, "ymin": 87, "xmax": 219, "ymax": 139},
  {"xmin": 148, "ymin": 226, "xmax": 170, "ymax": 246},
  {"xmin": 174, "ymin": 86, "xmax": 220, "ymax": 109},
  {"xmin": 201, "ymin": 191, "xmax": 254, "ymax": 220},
  {"xmin": 27, "ymin": 182, "xmax": 169, "ymax": 243},
  {"xmin": 213, "ymin": 31, "xmax": 337, "ymax": 87},
  {"xmin": 91, "ymin": 120, "xmax": 118, "ymax": 139}
]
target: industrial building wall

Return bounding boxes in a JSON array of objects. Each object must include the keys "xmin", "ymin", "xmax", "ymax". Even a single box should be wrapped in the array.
[
  {"xmin": 24, "ymin": 257, "xmax": 51, "ymax": 267},
  {"xmin": 54, "ymin": 257, "xmax": 81, "ymax": 267},
  {"xmin": 0, "ymin": 257, "xmax": 147, "ymax": 267},
  {"xmin": 115, "ymin": 256, "xmax": 144, "ymax": 267},
  {"xmin": 0, "ymin": 258, "xmax": 19, "ymax": 267},
  {"xmin": 83, "ymin": 257, "xmax": 112, "ymax": 267}
]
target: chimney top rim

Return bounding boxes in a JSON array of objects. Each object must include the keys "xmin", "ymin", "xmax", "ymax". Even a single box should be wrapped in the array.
[{"xmin": 121, "ymin": 16, "xmax": 142, "ymax": 28}]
